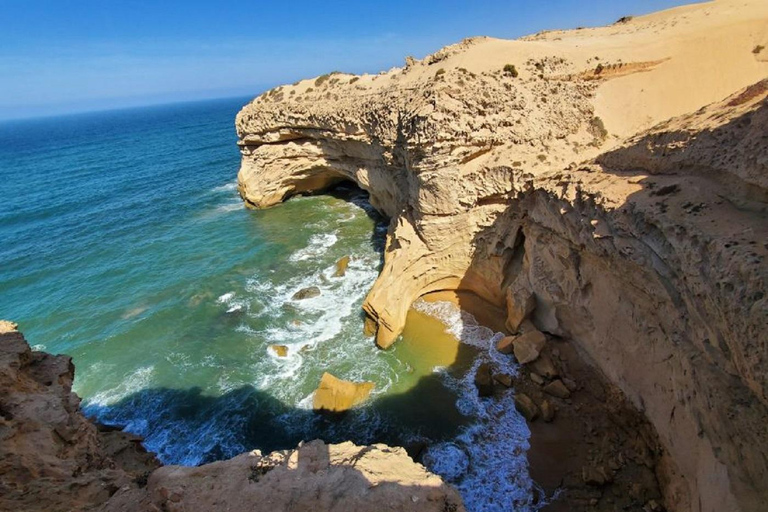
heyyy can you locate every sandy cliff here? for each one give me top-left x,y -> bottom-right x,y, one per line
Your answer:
236,1 -> 768,510
0,322 -> 463,512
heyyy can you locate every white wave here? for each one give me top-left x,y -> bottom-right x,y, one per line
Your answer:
31,344 -> 47,351
215,201 -> 244,213
211,181 -> 238,193
288,232 -> 338,262
415,300 -> 540,512
88,366 -> 155,406
217,292 -> 235,303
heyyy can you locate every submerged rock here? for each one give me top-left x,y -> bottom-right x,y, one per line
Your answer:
292,286 -> 321,300
313,372 -> 375,412
269,344 -> 288,357
334,255 -> 350,277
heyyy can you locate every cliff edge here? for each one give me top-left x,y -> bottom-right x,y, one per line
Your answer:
0,322 -> 464,512
236,1 -> 768,511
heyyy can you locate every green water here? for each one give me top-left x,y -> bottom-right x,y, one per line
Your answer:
0,98 -> 538,511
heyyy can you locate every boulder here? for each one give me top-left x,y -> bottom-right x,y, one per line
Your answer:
269,345 -> 288,357
529,353 -> 558,379
514,393 -> 540,421
512,330 -> 547,364
543,379 -> 571,399
540,399 -> 556,422
495,335 -> 516,354
493,373 -> 514,388
292,286 -> 321,300
334,256 -> 350,277
505,280 -> 536,332
474,363 -> 494,397
313,372 -> 375,412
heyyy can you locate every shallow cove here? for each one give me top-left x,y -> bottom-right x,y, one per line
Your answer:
0,98 -> 539,512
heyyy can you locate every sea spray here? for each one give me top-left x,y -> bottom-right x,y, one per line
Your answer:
413,299 -> 545,512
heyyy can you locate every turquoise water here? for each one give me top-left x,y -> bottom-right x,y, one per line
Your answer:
0,98 -> 538,511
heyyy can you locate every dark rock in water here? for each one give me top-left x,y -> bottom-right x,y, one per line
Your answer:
474,363 -> 494,397
334,256 -> 350,277
493,373 -> 514,388
514,393 -> 540,421
292,286 -> 321,300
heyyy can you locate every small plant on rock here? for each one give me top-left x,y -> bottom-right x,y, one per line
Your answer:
754,45 -> 765,55
503,64 -> 519,78
435,68 -> 446,78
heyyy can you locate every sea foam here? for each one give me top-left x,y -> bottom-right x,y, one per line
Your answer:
414,299 -> 546,512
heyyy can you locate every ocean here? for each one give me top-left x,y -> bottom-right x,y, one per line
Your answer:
0,97 -> 538,511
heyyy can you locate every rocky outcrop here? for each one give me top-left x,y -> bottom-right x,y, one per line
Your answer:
106,440 -> 463,512
0,323 -> 463,512
0,321 -> 159,512
235,1 -> 768,510
312,372 -> 375,412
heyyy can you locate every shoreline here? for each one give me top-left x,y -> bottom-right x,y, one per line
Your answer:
416,294 -> 668,511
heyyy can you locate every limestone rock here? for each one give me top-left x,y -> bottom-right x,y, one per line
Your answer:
313,372 -> 375,412
0,326 -> 463,512
512,330 -> 547,364
292,286 -> 320,300
235,3 -> 768,509
334,255 -> 350,277
0,324 -> 160,512
493,373 -> 514,388
540,399 -> 556,422
108,440 -> 465,512
474,362 -> 494,397
495,335 -> 516,354
543,379 -> 571,399
529,353 -> 558,379
505,279 -> 536,332
269,345 -> 288,357
514,393 -> 540,422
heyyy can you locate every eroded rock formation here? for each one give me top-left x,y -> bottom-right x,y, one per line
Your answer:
236,1 -> 768,510
0,322 -> 463,512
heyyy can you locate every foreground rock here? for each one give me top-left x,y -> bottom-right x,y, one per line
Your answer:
0,324 -> 462,512
107,440 -> 464,512
0,322 -> 159,512
312,372 -> 375,412
236,1 -> 768,510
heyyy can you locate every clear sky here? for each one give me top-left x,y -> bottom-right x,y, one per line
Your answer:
0,0 -> 699,120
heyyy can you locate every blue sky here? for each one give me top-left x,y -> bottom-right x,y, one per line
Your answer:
0,0 -> 698,120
